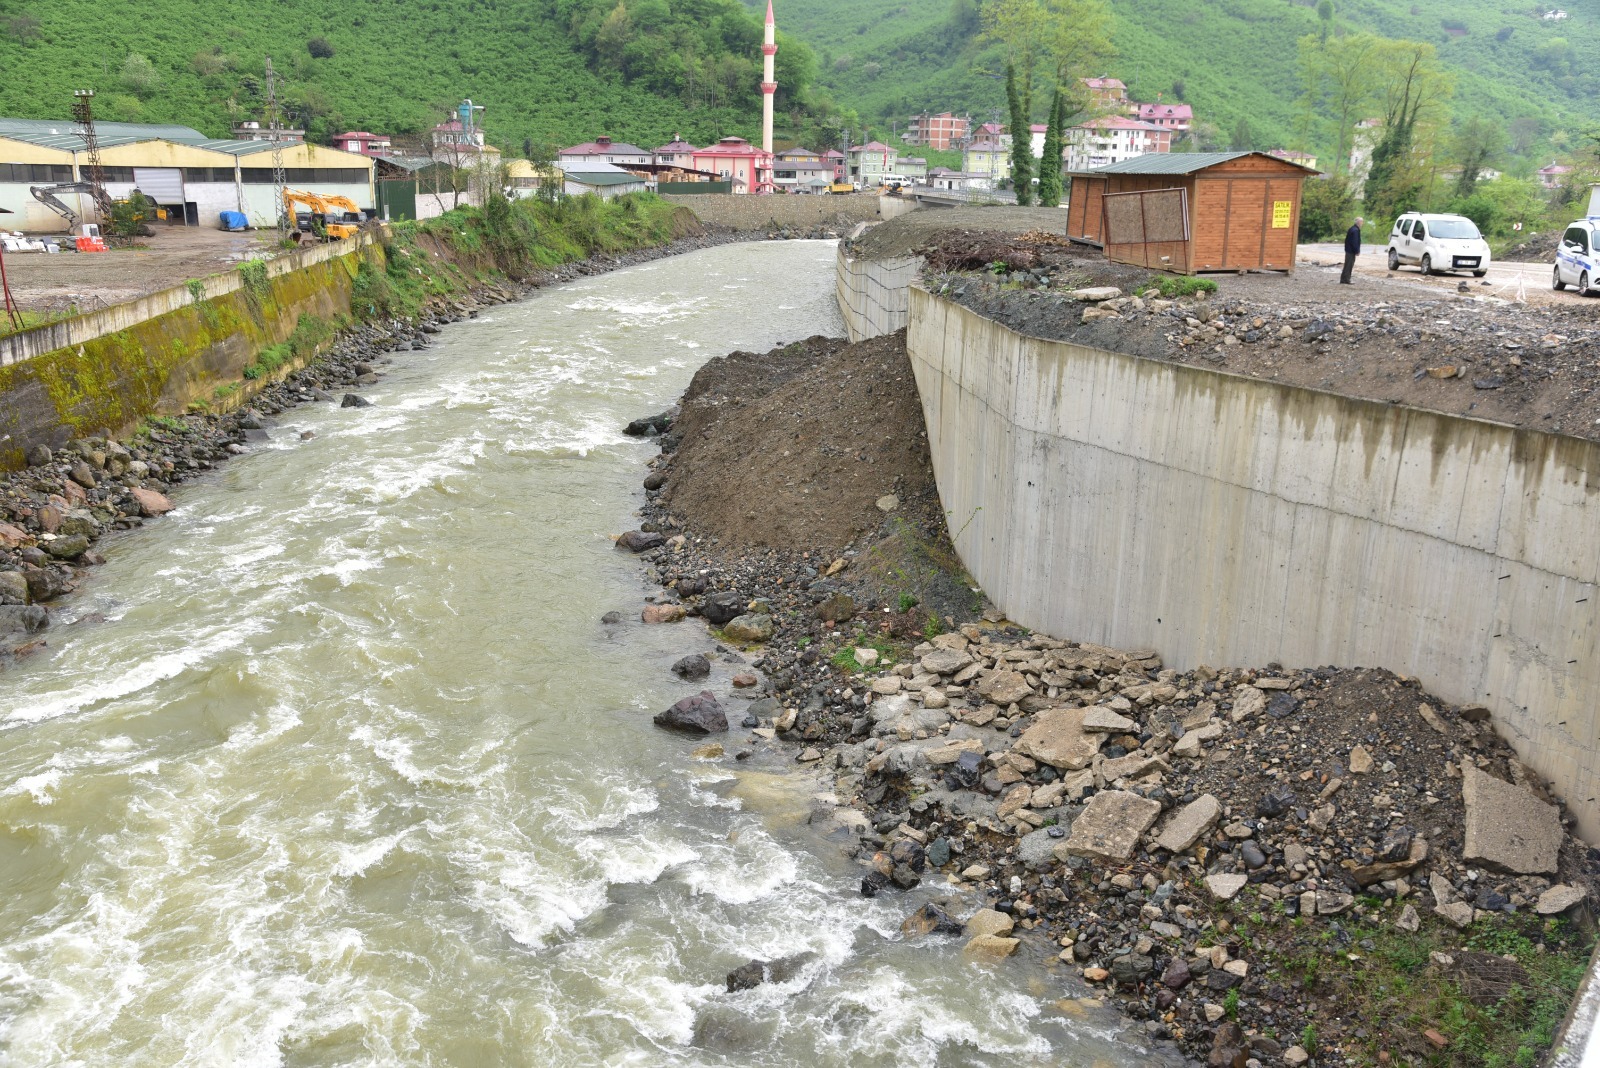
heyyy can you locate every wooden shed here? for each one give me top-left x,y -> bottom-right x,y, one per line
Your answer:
1065,151 -> 1318,274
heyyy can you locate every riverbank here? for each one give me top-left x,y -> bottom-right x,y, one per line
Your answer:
621,329 -> 1600,1068
0,214 -> 791,663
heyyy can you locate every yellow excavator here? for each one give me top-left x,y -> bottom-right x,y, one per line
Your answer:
283,189 -> 364,241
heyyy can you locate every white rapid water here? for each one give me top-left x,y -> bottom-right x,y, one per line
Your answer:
0,240 -> 1168,1068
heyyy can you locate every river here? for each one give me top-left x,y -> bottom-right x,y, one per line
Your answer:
0,240 -> 1159,1067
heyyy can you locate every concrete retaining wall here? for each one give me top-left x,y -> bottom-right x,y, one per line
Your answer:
663,193 -> 889,232
908,286 -> 1600,841
835,247 -> 921,342
0,232 -> 379,369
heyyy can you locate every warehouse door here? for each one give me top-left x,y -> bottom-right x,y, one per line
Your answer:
132,167 -> 186,218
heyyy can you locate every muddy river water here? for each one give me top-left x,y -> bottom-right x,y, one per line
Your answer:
0,240 -> 1165,1067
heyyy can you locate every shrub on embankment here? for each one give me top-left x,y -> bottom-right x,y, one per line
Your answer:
0,192 -> 698,468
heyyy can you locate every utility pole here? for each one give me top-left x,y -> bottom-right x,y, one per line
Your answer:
265,57 -> 288,239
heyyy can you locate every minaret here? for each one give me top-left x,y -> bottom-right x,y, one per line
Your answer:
760,0 -> 777,191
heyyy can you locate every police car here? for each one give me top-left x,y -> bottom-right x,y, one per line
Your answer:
1552,218 -> 1600,296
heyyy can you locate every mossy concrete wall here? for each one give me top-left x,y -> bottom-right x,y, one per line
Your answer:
908,286 -> 1600,842
0,240 -> 380,468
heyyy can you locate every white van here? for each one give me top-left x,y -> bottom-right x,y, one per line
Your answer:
1552,219 -> 1600,296
1386,212 -> 1491,277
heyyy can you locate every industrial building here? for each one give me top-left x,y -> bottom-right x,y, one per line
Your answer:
0,117 -> 375,232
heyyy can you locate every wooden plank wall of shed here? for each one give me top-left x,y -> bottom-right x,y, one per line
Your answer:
1067,176 -> 1106,243
1189,156 -> 1306,273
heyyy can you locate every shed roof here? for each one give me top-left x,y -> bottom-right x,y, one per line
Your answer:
1071,151 -> 1317,176
0,116 -> 208,145
568,171 -> 644,187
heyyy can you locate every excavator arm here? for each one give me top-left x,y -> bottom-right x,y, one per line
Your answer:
29,182 -> 100,227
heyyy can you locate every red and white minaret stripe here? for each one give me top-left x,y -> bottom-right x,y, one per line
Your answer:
759,0 -> 776,192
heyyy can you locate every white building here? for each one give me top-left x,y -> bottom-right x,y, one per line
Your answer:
1063,116 -> 1172,172
560,136 -> 651,169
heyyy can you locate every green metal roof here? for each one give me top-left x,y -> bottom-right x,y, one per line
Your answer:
1070,151 -> 1317,176
567,171 -> 644,187
0,116 -> 208,147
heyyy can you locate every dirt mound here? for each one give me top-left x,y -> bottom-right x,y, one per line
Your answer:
1500,229 -> 1560,263
659,331 -> 938,550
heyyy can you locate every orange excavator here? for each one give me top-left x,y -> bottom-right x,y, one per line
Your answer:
283,189 -> 364,241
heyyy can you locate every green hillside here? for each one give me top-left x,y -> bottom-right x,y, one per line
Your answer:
0,0 -> 832,154
762,0 -> 1598,164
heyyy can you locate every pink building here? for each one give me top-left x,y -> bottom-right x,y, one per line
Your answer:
330,131 -> 393,156
691,136 -> 773,194
823,149 -> 846,182
1539,162 -> 1574,190
1132,102 -> 1193,135
905,111 -> 970,151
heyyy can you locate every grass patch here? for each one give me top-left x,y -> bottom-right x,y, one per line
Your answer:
1136,274 -> 1219,299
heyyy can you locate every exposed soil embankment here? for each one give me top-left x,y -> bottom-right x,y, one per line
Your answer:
621,327 -> 1600,1068
918,228 -> 1600,440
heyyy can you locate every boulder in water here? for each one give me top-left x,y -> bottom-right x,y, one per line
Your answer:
340,393 -> 373,408
653,691 -> 728,734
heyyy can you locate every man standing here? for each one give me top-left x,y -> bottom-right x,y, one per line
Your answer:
1340,217 -> 1364,284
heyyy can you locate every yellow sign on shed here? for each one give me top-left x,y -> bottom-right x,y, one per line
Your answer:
1272,200 -> 1292,229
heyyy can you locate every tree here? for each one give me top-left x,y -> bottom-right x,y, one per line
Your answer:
1299,174 -> 1355,241
1037,86 -> 1064,207
191,50 -> 227,78
118,52 -> 161,96
1363,39 -> 1452,221
982,0 -> 1111,126
1297,32 -> 1382,176
1006,62 -> 1033,204
306,37 -> 335,59
1230,117 -> 1253,151
3,13 -> 41,43
1317,0 -> 1335,42
1451,115 -> 1503,197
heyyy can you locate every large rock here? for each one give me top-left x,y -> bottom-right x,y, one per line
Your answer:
963,934 -> 1020,960
722,613 -> 774,643
964,908 -> 1015,938
700,592 -> 745,626
653,691 -> 728,734
919,648 -> 972,676
0,605 -> 49,640
1015,707 -> 1104,770
976,669 -> 1032,706
641,604 -> 687,624
1461,764 -> 1562,874
901,902 -> 964,938
671,654 -> 711,680
1231,685 -> 1267,722
725,951 -> 815,992
0,571 -> 28,605
43,534 -> 89,560
1156,794 -> 1221,853
129,487 -> 174,517
1536,885 -> 1587,915
1058,790 -> 1162,863
0,521 -> 28,549
1082,707 -> 1137,733
616,530 -> 665,553
814,592 -> 856,622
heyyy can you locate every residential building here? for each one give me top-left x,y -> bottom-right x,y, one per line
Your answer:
654,135 -> 699,170
1132,102 -> 1192,135
974,122 -> 1013,150
1063,116 -> 1171,172
231,120 -> 305,143
1348,117 -> 1383,189
690,136 -> 773,194
560,135 -> 651,169
927,167 -> 975,191
1082,76 -> 1128,109
1539,161 -> 1574,190
899,156 -> 928,180
1267,149 -> 1318,171
331,131 -> 393,156
848,141 -> 897,185
904,111 -> 970,151
1029,123 -> 1049,159
773,148 -> 832,191
822,149 -> 847,182
961,140 -> 1011,189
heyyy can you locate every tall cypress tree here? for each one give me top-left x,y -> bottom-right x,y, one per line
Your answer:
1006,62 -> 1033,205
1037,87 -> 1065,207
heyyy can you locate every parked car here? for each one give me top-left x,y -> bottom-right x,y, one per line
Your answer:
1386,213 -> 1491,277
1552,219 -> 1600,296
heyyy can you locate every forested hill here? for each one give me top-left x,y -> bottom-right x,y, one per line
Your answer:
766,0 -> 1598,161
0,0 -> 828,153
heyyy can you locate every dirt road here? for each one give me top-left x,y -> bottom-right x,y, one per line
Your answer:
1300,243 -> 1581,305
